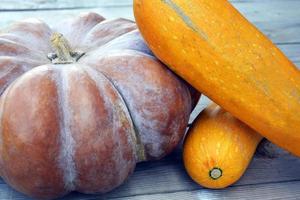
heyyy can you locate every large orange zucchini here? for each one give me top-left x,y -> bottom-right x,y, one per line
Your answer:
134,0 -> 300,156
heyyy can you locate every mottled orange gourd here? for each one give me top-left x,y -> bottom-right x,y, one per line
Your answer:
183,104 -> 263,189
134,0 -> 300,156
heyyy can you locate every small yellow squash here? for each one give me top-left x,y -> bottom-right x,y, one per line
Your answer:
183,104 -> 263,188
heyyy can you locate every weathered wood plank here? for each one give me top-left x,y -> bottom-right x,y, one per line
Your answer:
0,1 -> 299,200
110,181 -> 300,200
0,0 -> 133,10
0,14 -> 299,46
0,7 -> 134,27
279,44 -> 300,63
0,1 -> 299,44
0,145 -> 299,200
106,150 -> 300,199
0,0 -> 298,10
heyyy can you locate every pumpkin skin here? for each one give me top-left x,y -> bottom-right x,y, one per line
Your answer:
183,104 -> 263,189
0,13 -> 198,199
134,0 -> 300,156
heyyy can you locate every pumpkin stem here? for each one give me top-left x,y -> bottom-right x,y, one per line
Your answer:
209,167 -> 223,180
48,32 -> 85,64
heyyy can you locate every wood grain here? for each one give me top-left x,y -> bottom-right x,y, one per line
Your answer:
0,0 -> 299,199
0,1 -> 299,44
0,0 -> 297,10
0,146 -> 299,199
110,181 -> 300,200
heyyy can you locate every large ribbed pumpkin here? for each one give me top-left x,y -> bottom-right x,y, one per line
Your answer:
0,12 -> 197,199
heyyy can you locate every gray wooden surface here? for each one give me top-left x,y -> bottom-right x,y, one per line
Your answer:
0,0 -> 299,199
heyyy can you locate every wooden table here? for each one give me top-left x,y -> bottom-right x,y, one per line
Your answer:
0,0 -> 299,199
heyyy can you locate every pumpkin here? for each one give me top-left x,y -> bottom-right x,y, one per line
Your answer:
0,12 -> 199,199
183,103 -> 263,189
134,0 -> 300,156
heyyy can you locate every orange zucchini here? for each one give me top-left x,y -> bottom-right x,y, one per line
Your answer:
134,0 -> 300,156
183,104 -> 263,188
